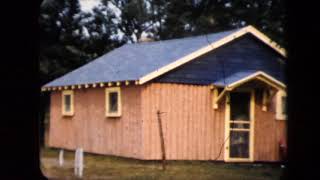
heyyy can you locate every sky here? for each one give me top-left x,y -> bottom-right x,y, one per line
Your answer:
79,0 -> 101,12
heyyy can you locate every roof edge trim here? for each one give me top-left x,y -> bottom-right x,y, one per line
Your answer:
226,71 -> 286,90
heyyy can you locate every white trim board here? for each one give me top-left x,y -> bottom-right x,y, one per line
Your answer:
138,25 -> 286,85
226,71 -> 286,90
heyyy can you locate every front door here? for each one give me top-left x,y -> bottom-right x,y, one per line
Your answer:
225,90 -> 254,162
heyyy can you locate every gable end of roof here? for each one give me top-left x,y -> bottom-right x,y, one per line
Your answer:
138,25 -> 286,85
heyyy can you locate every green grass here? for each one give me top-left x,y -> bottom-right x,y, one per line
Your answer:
40,147 -> 284,180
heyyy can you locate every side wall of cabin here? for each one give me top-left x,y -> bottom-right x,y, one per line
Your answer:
140,83 -> 287,161
141,83 -> 226,160
48,85 -> 143,159
254,90 -> 287,161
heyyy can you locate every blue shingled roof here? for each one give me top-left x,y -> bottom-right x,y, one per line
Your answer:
44,29 -> 240,87
213,70 -> 259,86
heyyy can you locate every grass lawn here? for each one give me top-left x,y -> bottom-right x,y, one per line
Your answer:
40,147 -> 285,180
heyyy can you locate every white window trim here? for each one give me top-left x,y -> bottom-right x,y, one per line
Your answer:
276,90 -> 287,120
62,90 -> 74,116
105,87 -> 122,117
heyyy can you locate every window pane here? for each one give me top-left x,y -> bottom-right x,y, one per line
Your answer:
281,96 -> 286,115
229,131 -> 249,158
230,92 -> 250,121
109,92 -> 118,113
64,95 -> 71,112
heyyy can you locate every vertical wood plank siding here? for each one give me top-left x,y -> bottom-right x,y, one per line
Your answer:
48,86 -> 143,159
254,90 -> 287,161
48,82 -> 286,161
141,83 -> 226,160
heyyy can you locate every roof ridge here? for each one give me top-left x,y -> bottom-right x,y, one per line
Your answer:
126,28 -> 239,46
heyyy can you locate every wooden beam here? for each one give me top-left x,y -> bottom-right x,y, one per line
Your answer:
262,89 -> 268,111
214,87 -> 230,105
255,76 -> 284,90
246,25 -> 287,57
213,88 -> 219,109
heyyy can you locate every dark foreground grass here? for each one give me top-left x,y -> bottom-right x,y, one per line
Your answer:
41,147 -> 284,180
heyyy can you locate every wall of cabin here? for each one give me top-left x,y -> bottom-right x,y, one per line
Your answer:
140,83 -> 226,160
254,90 -> 287,162
48,85 -> 144,159
48,82 -> 286,162
141,83 -> 286,161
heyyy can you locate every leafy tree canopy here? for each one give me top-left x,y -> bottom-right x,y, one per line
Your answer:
39,0 -> 286,84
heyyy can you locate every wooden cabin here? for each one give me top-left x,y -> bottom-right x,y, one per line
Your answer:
42,25 -> 287,162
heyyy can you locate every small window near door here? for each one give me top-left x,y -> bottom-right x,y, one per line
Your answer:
105,87 -> 121,117
62,90 -> 74,116
230,92 -> 251,121
276,90 -> 287,120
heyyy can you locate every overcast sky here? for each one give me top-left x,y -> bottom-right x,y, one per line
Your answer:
79,0 -> 101,12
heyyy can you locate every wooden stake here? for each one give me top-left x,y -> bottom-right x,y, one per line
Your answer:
74,149 -> 78,175
157,110 -> 166,171
74,148 -> 84,178
59,149 -> 64,166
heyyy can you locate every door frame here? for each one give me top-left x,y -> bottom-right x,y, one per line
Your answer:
224,89 -> 255,162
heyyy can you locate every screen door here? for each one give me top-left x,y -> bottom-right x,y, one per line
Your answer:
228,91 -> 252,160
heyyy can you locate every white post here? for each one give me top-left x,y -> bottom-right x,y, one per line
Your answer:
74,148 -> 84,178
74,148 -> 79,176
78,148 -> 84,178
58,149 -> 64,166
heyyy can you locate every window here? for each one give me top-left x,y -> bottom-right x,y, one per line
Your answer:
62,90 -> 74,116
276,90 -> 287,120
105,87 -> 121,117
